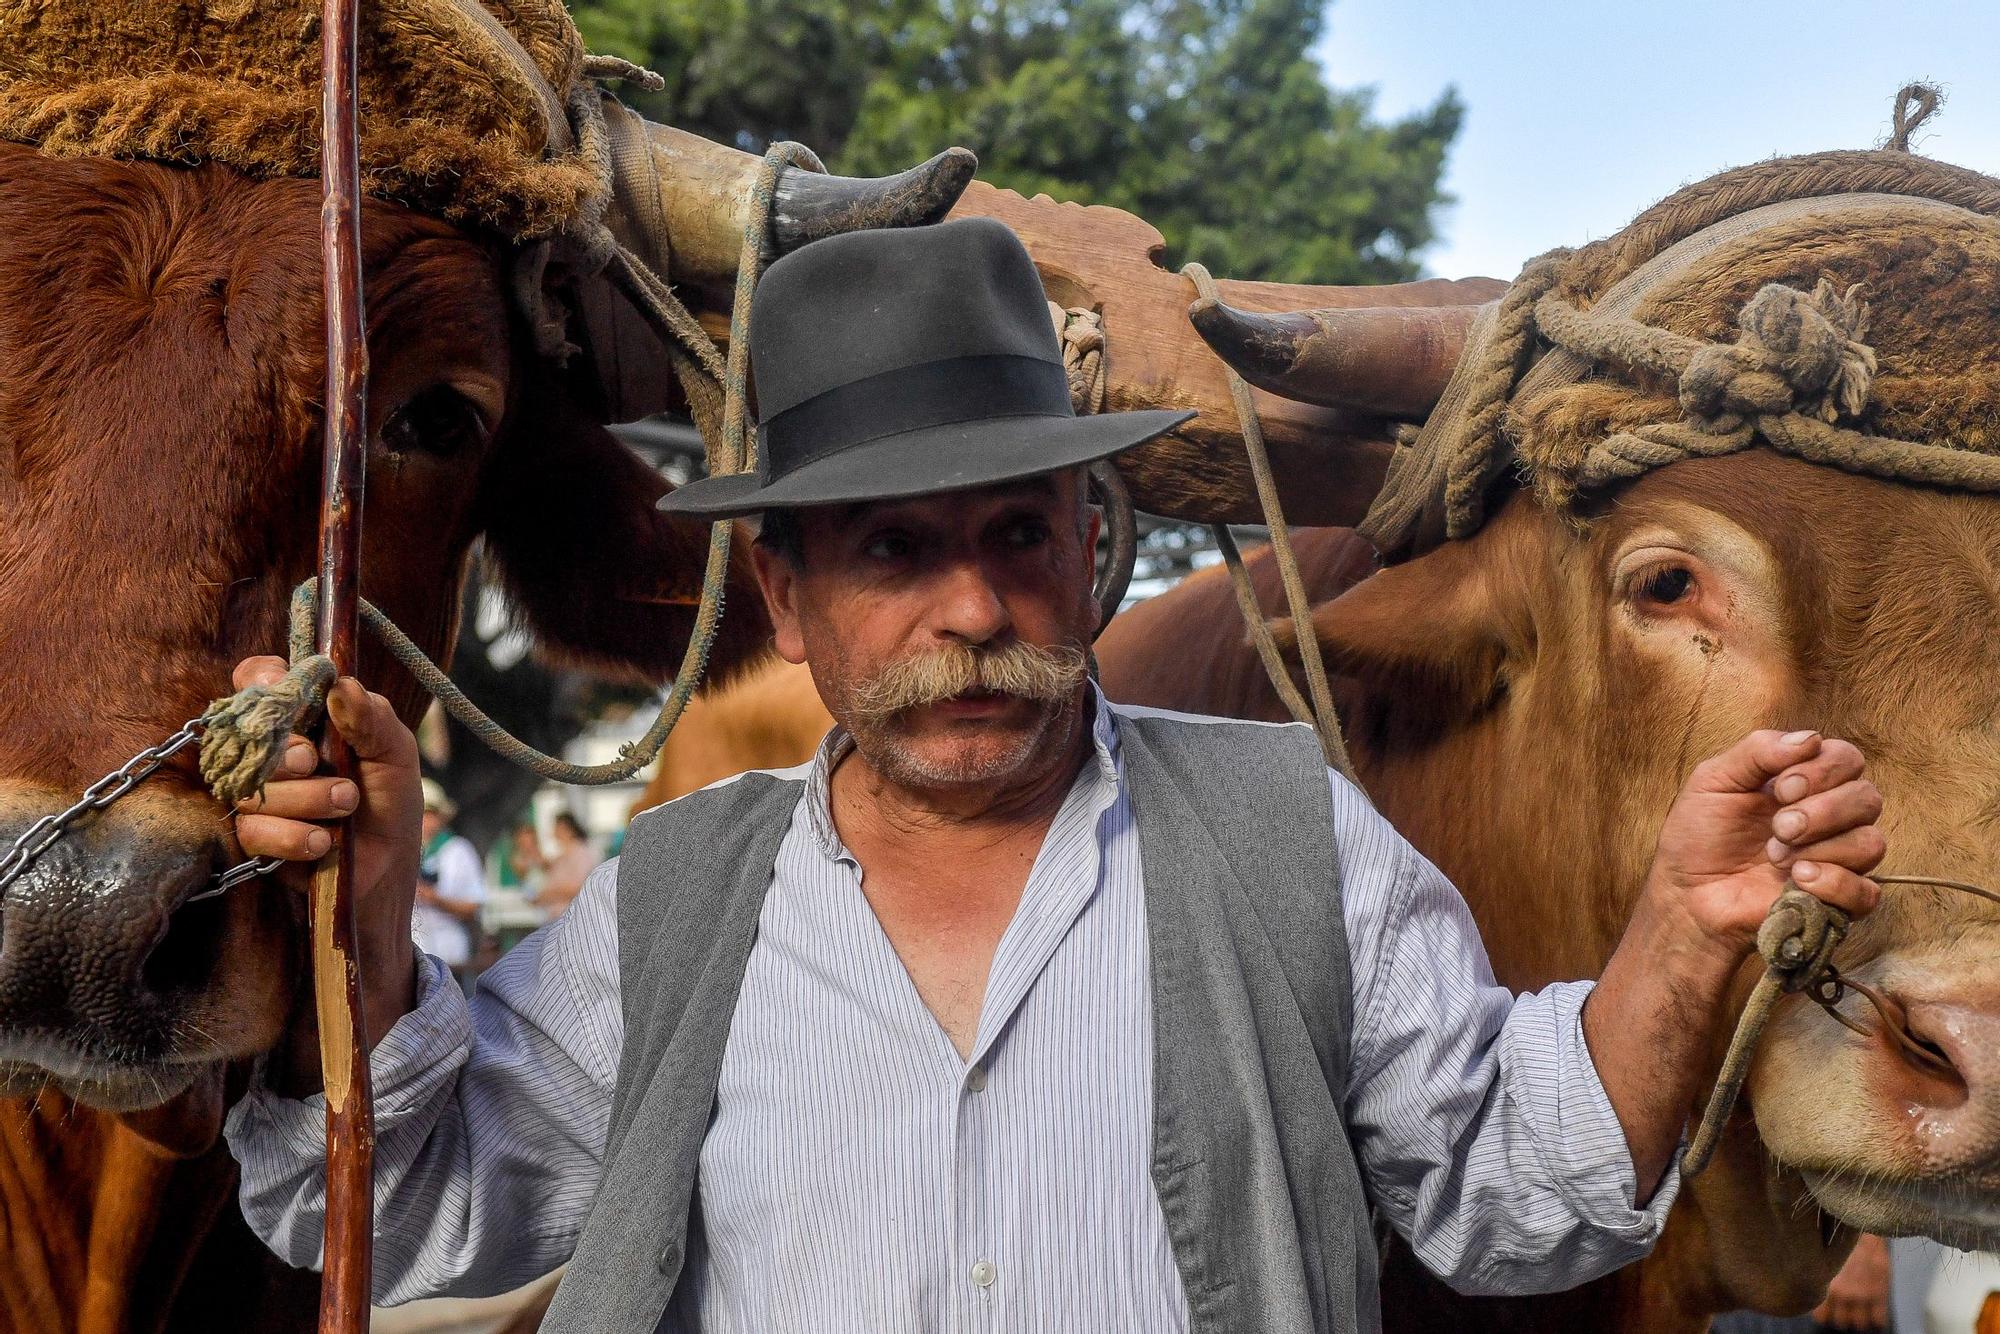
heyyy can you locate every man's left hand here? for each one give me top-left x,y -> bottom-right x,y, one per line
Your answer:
1583,729 -> 1884,1200
1643,729 -> 1885,972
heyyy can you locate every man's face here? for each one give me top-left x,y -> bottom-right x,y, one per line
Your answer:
753,471 -> 1101,793
421,810 -> 444,842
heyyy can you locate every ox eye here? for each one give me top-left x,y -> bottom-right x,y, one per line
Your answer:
1635,565 -> 1695,607
381,385 -> 491,459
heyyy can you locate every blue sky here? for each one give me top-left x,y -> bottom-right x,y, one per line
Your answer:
1312,0 -> 2000,281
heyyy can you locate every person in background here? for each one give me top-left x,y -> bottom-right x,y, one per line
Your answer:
495,822 -> 545,902
533,811 -> 598,920
415,778 -> 485,984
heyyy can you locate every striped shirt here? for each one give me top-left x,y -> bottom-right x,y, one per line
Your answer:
226,692 -> 1678,1328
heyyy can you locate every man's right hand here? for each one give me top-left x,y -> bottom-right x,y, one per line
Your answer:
229,656 -> 425,1054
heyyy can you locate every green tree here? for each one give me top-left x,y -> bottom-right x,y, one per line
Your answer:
571,0 -> 1460,284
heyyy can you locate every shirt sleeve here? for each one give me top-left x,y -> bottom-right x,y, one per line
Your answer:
223,858 -> 626,1304
1330,773 -> 1679,1296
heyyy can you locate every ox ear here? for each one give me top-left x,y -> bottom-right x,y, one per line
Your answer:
1270,537 -> 1515,724
476,383 -> 771,687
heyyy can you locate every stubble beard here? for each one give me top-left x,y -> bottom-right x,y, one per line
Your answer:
855,691 -> 1081,792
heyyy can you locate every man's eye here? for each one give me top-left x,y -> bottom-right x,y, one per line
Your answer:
1005,520 -> 1051,548
863,533 -> 913,560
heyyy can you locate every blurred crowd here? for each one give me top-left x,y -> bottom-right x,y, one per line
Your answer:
411,779 -> 606,989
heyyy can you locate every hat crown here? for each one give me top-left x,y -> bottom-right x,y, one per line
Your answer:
749,217 -> 1063,418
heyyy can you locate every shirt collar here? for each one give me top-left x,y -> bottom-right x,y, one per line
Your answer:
801,682 -> 1121,863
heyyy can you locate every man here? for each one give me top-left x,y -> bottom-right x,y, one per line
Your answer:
223,219 -> 1885,1332
413,778 -> 483,982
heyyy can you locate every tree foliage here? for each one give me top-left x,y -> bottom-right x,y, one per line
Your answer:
570,0 -> 1461,283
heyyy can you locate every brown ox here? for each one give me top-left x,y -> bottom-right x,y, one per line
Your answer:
1097,157 -> 2000,1328
0,132 -> 963,1330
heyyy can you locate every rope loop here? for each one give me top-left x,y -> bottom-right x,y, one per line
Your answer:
1888,82 -> 1943,153
1757,886 -> 1850,987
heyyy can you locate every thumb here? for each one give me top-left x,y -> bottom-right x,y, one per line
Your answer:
324,678 -> 418,768
1688,729 -> 1822,795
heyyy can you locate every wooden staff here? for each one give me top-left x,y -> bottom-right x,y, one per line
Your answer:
313,0 -> 375,1327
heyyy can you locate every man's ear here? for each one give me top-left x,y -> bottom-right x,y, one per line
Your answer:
750,540 -> 808,665
476,380 -> 772,688
1268,529 -> 1521,725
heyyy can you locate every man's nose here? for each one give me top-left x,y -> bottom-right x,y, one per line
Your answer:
930,560 -> 1011,644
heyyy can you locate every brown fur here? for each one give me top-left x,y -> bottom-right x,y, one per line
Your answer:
1097,452 -> 2000,1330
0,144 -> 768,1329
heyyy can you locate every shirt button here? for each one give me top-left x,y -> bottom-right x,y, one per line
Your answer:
965,1064 -> 988,1092
970,1259 -> 997,1288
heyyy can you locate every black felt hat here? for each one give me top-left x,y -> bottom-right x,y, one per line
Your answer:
657,217 -> 1192,518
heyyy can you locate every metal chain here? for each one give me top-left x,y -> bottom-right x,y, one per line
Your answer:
0,719 -> 282,904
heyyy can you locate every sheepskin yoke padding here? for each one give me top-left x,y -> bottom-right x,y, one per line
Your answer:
0,0 -> 598,241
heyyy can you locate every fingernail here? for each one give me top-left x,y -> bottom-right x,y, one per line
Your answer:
287,743 -> 316,772
1783,729 -> 1818,745
1793,859 -> 1820,883
307,829 -> 331,857
1775,775 -> 1808,803
1774,809 -> 1806,840
330,781 -> 358,811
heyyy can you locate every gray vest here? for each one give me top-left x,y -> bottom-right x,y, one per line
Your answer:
541,710 -> 1374,1333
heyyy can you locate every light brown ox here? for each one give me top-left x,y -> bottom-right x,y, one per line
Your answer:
0,134 -> 966,1331
1096,153 -> 2000,1331
630,657 -> 833,812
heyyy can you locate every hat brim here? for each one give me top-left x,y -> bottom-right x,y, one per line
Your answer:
656,409 -> 1195,518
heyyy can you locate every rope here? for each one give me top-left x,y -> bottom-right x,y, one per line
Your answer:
195,141 -> 820,806
1887,83 -> 1942,153
1530,274 -> 2000,503
1683,873 -> 2000,1177
1050,303 -> 1108,414
1182,263 -> 1354,781
1437,250 -> 1568,539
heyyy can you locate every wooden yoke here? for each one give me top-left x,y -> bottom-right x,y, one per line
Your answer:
948,182 -> 1504,525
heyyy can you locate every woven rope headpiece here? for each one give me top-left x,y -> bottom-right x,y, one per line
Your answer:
1359,90 -> 2000,558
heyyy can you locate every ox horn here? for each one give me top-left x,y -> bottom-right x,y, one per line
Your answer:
612,102 -> 976,286
1187,297 -> 1487,419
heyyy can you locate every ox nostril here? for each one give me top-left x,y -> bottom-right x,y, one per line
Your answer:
1890,1000 -> 1976,1110
138,882 -> 229,1002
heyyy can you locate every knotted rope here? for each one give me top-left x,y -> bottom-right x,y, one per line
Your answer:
1521,274 -> 2000,505
197,137 -> 814,806
1683,874 -> 2000,1177
1051,303 -> 1108,415
1182,263 -> 1355,781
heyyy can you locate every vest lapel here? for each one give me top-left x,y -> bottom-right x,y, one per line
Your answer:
1123,721 -> 1319,1333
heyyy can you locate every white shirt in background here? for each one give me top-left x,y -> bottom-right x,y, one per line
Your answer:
414,834 -> 484,967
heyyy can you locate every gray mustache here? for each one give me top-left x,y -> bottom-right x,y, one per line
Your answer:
847,641 -> 1088,724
